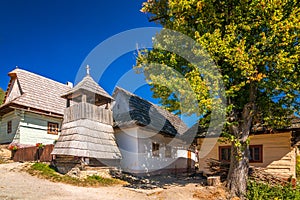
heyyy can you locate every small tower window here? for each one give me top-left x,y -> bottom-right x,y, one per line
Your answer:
7,121 -> 12,134
152,142 -> 160,157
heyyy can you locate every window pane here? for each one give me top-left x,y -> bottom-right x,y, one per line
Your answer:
254,147 -> 260,161
152,143 -> 159,157
48,122 -> 58,135
227,148 -> 231,160
7,121 -> 12,134
220,147 -> 231,161
249,145 -> 262,162
249,148 -> 253,161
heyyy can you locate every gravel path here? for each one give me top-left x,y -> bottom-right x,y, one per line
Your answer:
0,163 -> 227,200
0,163 -> 152,200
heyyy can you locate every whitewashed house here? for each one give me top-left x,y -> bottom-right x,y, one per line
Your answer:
112,87 -> 196,175
0,68 -> 196,175
0,68 -> 71,146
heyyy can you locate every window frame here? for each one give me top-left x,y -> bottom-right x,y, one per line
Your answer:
152,142 -> 160,157
7,120 -> 12,134
219,145 -> 263,163
47,122 -> 59,135
249,145 -> 263,163
219,146 -> 231,162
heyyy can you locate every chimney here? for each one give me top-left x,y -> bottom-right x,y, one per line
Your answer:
66,81 -> 73,88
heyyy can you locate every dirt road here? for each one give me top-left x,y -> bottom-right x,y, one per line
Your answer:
0,163 -> 227,200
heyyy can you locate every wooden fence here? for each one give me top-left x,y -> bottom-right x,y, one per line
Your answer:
12,144 -> 54,162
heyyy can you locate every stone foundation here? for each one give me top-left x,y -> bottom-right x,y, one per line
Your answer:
52,155 -> 119,179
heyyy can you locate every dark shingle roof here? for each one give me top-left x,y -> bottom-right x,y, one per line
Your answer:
61,75 -> 113,100
113,87 -> 188,136
1,68 -> 71,115
191,115 -> 300,138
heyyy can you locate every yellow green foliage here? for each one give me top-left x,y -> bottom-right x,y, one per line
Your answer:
137,0 -> 300,197
0,87 -> 4,105
137,0 -> 300,127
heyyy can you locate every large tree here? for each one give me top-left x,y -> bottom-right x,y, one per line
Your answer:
137,0 -> 300,198
0,87 -> 4,105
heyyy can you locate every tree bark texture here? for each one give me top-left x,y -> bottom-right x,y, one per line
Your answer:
227,139 -> 249,199
227,83 -> 256,199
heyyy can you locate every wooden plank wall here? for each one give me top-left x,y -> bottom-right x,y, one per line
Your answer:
64,103 -> 113,125
197,132 -> 297,178
12,144 -> 54,162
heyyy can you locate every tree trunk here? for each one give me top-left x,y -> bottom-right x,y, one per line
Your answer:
207,176 -> 221,186
227,82 -> 256,199
227,140 -> 249,199
227,102 -> 254,199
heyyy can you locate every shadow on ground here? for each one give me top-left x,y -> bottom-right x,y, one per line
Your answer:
111,171 -> 207,189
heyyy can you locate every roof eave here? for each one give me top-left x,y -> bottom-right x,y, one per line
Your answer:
0,102 -> 63,118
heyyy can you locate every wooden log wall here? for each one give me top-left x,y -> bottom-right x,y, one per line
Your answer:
64,102 -> 113,125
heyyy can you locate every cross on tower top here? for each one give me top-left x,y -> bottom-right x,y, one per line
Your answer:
86,65 -> 90,76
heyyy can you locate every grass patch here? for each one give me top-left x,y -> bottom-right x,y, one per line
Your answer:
27,162 -> 124,187
247,181 -> 300,200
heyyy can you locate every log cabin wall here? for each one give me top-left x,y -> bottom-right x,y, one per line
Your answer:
197,131 -> 297,179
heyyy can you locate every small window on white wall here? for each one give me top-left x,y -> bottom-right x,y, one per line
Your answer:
48,122 -> 58,135
7,121 -> 12,134
152,142 -> 159,157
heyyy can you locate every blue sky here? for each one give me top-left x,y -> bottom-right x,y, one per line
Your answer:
0,0 -> 162,99
0,0 -> 199,126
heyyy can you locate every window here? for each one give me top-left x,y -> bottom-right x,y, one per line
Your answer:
165,145 -> 172,158
249,145 -> 263,163
48,122 -> 59,135
152,142 -> 160,157
7,121 -> 12,134
219,146 -> 231,162
219,145 -> 263,163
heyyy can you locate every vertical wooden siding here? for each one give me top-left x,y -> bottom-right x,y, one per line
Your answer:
12,144 -> 54,162
64,102 -> 113,125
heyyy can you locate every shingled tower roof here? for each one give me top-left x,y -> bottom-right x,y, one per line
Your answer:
61,75 -> 113,101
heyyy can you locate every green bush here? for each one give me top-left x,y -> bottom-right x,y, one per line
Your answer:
247,181 -> 300,200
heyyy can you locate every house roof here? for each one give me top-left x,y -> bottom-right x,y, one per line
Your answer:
112,87 -> 188,136
192,115 -> 300,139
61,75 -> 113,101
1,68 -> 71,116
290,115 -> 300,129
